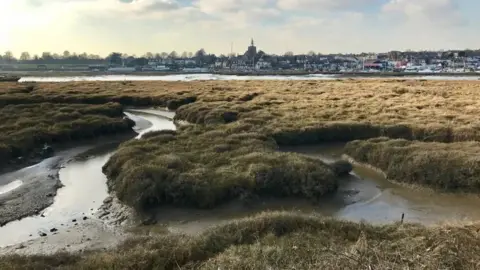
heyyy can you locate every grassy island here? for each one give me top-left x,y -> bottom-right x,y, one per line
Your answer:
103,124 -> 338,212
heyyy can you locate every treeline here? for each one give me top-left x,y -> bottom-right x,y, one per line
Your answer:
2,48 -> 480,67
0,49 -> 219,66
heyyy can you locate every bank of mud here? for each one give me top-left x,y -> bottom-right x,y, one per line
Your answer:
0,133 -> 137,228
0,158 -> 62,227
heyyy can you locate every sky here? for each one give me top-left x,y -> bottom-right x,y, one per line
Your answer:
1,0 -> 480,57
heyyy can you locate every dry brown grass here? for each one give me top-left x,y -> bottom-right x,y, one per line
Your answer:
2,212 -> 480,270
4,79 -> 480,142
345,137 -> 480,191
3,80 -> 480,268
0,101 -> 133,166
103,125 -> 338,212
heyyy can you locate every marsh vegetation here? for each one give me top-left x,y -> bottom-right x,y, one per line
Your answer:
103,125 -> 338,212
3,79 -> 480,268
0,100 -> 133,166
345,137 -> 480,191
2,212 -> 479,270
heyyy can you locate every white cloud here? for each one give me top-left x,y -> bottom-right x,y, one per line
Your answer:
382,0 -> 465,26
277,0 -> 379,11
1,0 -> 478,56
194,0 -> 272,13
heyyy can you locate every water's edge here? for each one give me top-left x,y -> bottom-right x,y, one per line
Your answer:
16,74 -> 480,82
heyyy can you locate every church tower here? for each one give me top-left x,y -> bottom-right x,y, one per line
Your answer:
247,38 -> 257,60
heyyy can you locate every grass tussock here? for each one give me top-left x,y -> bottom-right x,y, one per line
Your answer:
345,137 -> 480,191
103,124 -> 338,212
2,212 -> 480,269
0,102 -> 133,165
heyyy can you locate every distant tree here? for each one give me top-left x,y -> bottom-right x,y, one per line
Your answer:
20,52 -> 31,61
195,49 -> 206,65
88,54 -> 101,60
4,51 -> 15,63
187,52 -> 193,58
107,52 -> 123,66
284,51 -> 294,56
307,51 -> 316,56
132,57 -> 148,66
203,54 -> 217,65
145,52 -> 154,59
169,51 -> 178,59
33,54 -> 39,61
63,50 -> 71,59
181,51 -> 188,58
160,52 -> 168,59
154,53 -> 161,60
52,53 -> 61,59
41,52 -> 53,61
195,48 -> 206,59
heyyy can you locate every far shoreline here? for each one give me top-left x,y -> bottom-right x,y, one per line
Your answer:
2,70 -> 480,78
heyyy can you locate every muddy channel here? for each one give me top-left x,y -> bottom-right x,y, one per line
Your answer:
1,109 -> 480,253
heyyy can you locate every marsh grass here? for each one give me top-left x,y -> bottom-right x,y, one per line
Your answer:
103,124 -> 338,212
2,212 -> 480,269
345,137 -> 480,191
0,102 -> 133,165
3,80 -> 480,268
4,80 -> 480,143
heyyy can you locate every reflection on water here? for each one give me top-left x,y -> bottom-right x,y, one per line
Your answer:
18,74 -> 480,83
0,152 -> 114,247
124,110 -> 176,139
283,144 -> 480,225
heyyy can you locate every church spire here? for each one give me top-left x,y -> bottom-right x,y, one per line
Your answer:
251,38 -> 254,46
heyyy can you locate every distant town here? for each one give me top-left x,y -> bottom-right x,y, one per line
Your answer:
2,39 -> 480,73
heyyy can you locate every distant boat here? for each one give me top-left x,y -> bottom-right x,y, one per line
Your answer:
0,76 -> 20,82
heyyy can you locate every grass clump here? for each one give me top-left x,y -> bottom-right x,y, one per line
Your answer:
0,102 -> 133,166
103,123 -> 338,212
344,137 -> 480,191
2,212 -> 480,269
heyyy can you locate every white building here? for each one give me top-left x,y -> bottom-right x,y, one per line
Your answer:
255,58 -> 271,70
